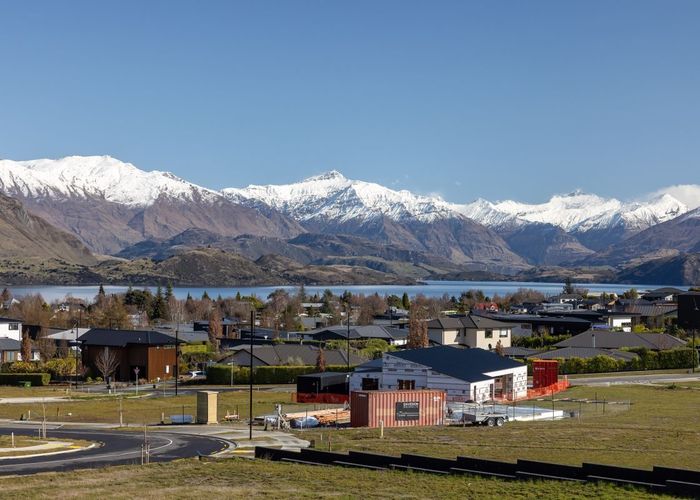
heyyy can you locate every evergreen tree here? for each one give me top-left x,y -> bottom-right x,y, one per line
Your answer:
165,282 -> 174,300
202,291 -> 210,301
150,286 -> 167,321
98,284 -> 106,296
402,292 -> 411,310
563,277 -> 574,295
235,291 -> 242,301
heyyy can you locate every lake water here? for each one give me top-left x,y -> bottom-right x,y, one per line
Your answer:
3,281 -> 686,303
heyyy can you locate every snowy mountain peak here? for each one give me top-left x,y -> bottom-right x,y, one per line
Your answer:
0,155 -> 219,206
223,171 -> 459,224
304,170 -> 347,182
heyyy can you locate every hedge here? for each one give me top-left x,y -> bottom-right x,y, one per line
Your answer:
207,365 -> 352,385
526,348 -> 698,375
0,373 -> 51,386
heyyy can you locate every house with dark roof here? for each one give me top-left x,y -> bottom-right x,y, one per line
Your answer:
553,330 -> 686,351
473,312 -> 592,337
528,347 -> 639,362
642,287 -> 685,302
220,344 -> 365,367
0,317 -> 22,342
304,325 -> 408,346
427,314 -> 512,350
349,346 -> 528,403
0,337 -> 22,363
78,328 -> 180,382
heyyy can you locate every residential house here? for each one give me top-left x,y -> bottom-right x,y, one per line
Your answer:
528,347 -> 639,362
642,287 -> 685,302
349,346 -> 528,403
220,344 -> 365,368
475,313 -> 592,337
426,314 -> 512,350
0,317 -> 22,341
79,328 -> 180,382
553,330 -> 686,351
0,337 -> 21,363
305,325 -> 408,346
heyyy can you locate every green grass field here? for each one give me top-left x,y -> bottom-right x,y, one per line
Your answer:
0,385 -> 318,425
298,384 -> 700,470
0,457 -> 672,499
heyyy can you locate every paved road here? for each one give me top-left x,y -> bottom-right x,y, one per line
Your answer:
0,424 -> 230,475
569,372 -> 700,386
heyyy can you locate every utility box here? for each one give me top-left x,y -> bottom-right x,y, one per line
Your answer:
196,390 -> 218,424
532,360 -> 559,389
350,390 -> 445,428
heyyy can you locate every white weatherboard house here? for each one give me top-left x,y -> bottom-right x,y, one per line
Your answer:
350,346 -> 528,403
0,317 -> 22,342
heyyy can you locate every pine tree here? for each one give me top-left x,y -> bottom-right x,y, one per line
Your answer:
202,291 -> 210,301
98,284 -> 106,296
235,291 -> 242,301
165,282 -> 174,300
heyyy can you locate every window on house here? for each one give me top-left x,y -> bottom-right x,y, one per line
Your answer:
485,329 -> 493,339
8,323 -> 18,330
362,378 -> 379,390
397,379 -> 416,390
500,329 -> 509,337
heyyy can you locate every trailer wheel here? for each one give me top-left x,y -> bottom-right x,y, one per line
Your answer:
496,417 -> 505,427
486,417 -> 495,427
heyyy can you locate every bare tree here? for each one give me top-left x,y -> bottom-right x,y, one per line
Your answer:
208,310 -> 222,352
315,347 -> 327,372
95,347 -> 119,381
407,307 -> 429,348
36,328 -> 56,361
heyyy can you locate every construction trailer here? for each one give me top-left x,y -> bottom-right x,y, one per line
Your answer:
350,389 -> 445,428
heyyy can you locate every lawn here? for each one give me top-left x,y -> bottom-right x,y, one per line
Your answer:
0,386 -> 318,426
298,384 -> 700,470
0,457 -> 670,499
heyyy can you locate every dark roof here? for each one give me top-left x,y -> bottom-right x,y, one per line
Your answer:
621,303 -> 677,317
428,314 -> 513,330
388,346 -> 524,383
0,337 -> 21,350
353,358 -> 383,373
501,347 -> 544,358
0,317 -> 21,323
309,325 -> 407,341
223,344 -> 365,366
78,329 -> 179,347
529,347 -> 638,361
554,330 -> 686,350
475,313 -> 591,326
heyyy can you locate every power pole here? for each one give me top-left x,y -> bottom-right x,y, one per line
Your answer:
249,308 -> 255,440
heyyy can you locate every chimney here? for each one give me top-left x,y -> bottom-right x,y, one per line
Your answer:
592,332 -> 596,349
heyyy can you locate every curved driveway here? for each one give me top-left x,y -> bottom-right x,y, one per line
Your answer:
0,425 -> 229,475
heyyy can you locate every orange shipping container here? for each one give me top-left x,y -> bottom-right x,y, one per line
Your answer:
350,390 -> 445,428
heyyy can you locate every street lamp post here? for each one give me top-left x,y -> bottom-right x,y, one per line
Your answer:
228,361 -> 234,387
73,322 -> 79,390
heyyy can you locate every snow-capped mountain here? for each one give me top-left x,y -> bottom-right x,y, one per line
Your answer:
0,155 -> 219,206
0,156 -> 303,254
458,191 -> 687,235
224,171 -> 528,271
223,170 -> 459,224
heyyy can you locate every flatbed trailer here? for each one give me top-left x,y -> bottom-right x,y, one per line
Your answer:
461,410 -> 509,426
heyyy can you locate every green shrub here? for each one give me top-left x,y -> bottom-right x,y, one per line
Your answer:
206,364 -> 351,385
0,373 -> 51,386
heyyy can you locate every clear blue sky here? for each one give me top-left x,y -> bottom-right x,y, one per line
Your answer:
0,0 -> 698,203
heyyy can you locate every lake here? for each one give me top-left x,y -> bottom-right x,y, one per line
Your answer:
3,281 -> 686,303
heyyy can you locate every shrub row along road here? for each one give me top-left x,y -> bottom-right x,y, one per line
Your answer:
0,424 -> 230,475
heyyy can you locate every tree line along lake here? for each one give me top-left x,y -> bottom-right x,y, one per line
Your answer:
3,281 -> 688,303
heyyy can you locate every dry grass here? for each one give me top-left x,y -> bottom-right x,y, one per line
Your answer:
0,457 -> 669,499
299,384 -> 700,470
